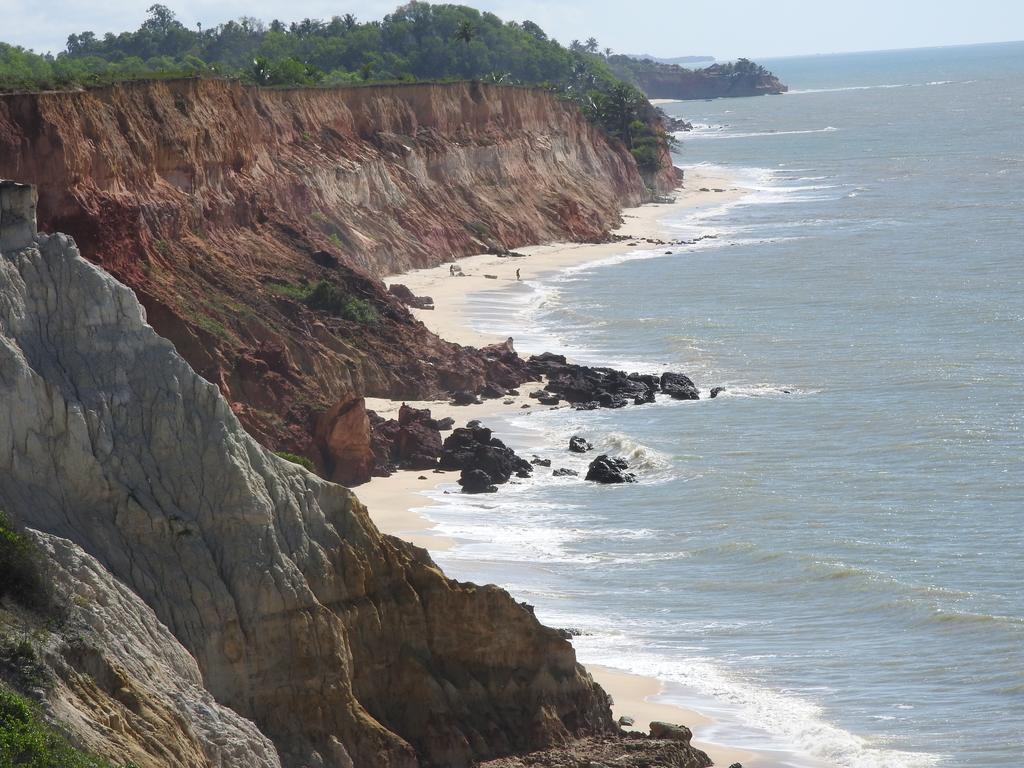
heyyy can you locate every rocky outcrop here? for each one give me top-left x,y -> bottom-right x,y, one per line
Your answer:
0,225 -> 614,765
314,396 -> 376,485
0,80 -> 673,482
527,354 -> 700,409
479,732 -> 711,768
22,532 -> 283,768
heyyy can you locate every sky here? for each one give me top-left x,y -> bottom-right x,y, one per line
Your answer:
1,0 -> 1023,60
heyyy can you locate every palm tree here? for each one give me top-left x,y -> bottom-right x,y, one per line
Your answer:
454,21 -> 475,46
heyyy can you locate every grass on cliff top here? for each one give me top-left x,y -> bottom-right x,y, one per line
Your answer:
0,685 -> 116,768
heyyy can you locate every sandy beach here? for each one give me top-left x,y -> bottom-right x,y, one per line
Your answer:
354,168 -> 786,766
384,167 -> 743,349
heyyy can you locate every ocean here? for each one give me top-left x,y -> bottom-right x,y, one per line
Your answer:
413,42 -> 1024,767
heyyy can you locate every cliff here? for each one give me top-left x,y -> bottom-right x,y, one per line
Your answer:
0,79 -> 674,482
608,56 -> 787,100
0,202 -> 615,766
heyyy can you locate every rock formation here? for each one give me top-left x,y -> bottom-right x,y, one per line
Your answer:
0,80 -> 676,483
25,532 -> 283,768
0,196 -> 614,766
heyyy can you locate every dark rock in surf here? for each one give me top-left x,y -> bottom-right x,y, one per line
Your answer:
710,387 -> 726,399
661,372 -> 700,400
553,467 -> 578,477
568,436 -> 592,453
459,468 -> 497,494
585,455 -> 636,484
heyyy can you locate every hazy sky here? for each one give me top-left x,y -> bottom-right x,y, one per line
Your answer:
2,0 -> 1022,59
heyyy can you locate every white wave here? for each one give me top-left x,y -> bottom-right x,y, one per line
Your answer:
788,83 -> 913,94
598,432 -> 671,474
683,127 -> 839,141
788,80 -> 961,95
567,635 -> 945,768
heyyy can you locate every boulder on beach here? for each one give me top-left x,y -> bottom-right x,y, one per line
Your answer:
710,386 -> 726,399
649,722 -> 694,745
451,390 -> 481,406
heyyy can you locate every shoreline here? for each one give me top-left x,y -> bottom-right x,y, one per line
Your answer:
355,169 -> 798,767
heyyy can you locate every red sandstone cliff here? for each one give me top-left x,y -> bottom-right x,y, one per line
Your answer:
0,78 -> 676,481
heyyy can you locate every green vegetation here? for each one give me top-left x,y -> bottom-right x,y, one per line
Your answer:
0,685 -> 112,768
0,513 -> 51,615
266,281 -> 312,300
274,452 -> 315,471
304,281 -> 377,324
0,3 -> 672,173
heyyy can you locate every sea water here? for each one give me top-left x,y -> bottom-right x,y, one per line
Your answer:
413,42 -> 1024,767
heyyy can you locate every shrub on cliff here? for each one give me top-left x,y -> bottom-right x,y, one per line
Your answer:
304,281 -> 378,324
0,685 -> 113,767
0,512 -> 51,614
275,451 -> 315,471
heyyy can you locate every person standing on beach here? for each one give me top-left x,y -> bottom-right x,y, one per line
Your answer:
516,268 -> 521,280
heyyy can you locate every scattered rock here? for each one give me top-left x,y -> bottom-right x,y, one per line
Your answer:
553,468 -> 578,477
531,457 -> 552,467
709,387 -> 726,399
618,716 -> 635,727
585,455 -> 636,484
569,436 -> 592,453
433,416 -> 455,431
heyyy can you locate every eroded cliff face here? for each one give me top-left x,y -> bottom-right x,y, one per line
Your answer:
0,224 -> 614,765
0,79 -> 670,480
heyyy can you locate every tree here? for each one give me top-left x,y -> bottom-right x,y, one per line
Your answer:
454,21 -> 475,46
584,37 -> 598,54
343,14 -> 358,30
142,4 -> 179,35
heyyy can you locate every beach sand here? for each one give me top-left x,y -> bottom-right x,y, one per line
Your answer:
353,168 -> 789,766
